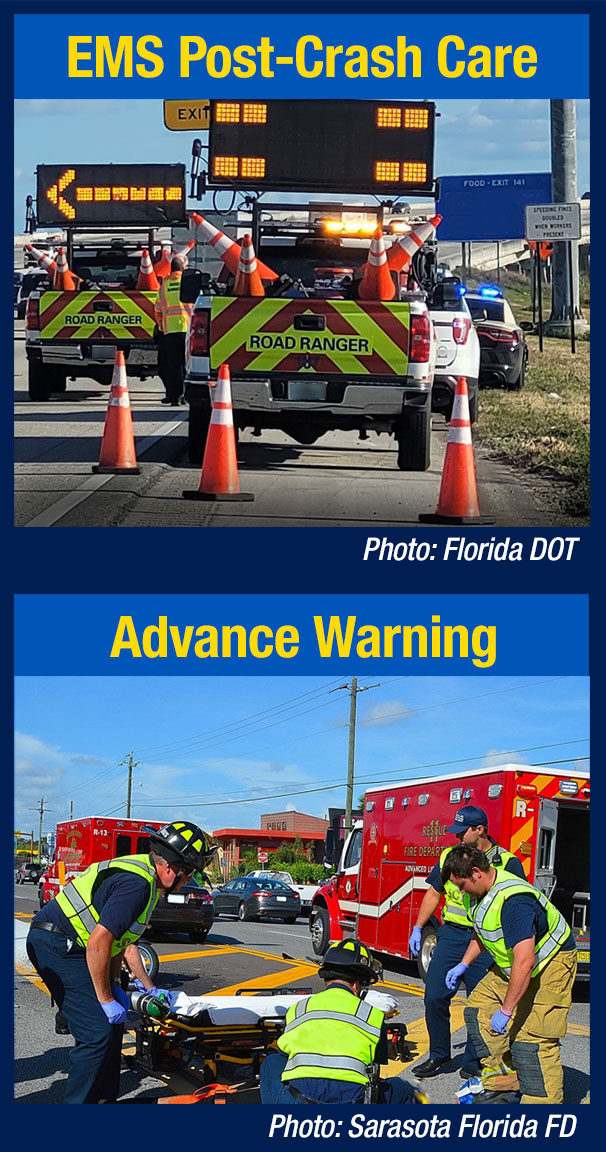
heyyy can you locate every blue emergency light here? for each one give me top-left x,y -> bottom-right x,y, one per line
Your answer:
478,285 -> 502,298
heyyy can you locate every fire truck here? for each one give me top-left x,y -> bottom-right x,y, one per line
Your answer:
309,764 -> 590,980
38,816 -> 164,908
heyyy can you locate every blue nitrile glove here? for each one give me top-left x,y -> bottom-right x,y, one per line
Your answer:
490,1008 -> 513,1034
408,927 -> 423,958
101,999 -> 127,1025
131,978 -> 171,1001
445,962 -> 469,990
111,984 -> 130,1010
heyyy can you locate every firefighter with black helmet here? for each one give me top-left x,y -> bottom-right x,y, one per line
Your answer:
260,939 -> 424,1105
26,821 -> 217,1104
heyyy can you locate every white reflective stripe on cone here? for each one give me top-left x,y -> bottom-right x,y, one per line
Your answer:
109,395 -> 131,408
214,377 -> 232,405
451,394 -> 470,422
210,409 -> 233,426
448,427 -> 472,445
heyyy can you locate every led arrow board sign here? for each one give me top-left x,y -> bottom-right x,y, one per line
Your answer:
208,100 -> 436,194
36,164 -> 187,227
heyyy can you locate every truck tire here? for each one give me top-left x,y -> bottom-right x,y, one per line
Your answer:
38,886 -> 45,909
188,407 -> 211,465
28,361 -> 53,402
51,371 -> 67,394
417,924 -> 438,982
395,405 -> 431,472
310,906 -> 331,955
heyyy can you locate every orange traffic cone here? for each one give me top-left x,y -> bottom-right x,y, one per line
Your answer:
92,351 -> 140,475
190,213 -> 278,281
183,364 -> 254,502
25,243 -> 57,279
387,214 -> 443,272
357,228 -> 395,301
153,246 -> 172,280
172,239 -> 195,266
52,247 -> 78,291
136,248 -> 160,291
233,235 -> 265,297
419,378 -> 493,524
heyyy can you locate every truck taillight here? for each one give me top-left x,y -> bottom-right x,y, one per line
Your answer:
189,309 -> 209,356
409,314 -> 431,362
26,297 -> 40,331
453,316 -> 472,345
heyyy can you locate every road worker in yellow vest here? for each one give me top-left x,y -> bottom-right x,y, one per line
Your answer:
154,255 -> 193,406
442,844 -> 577,1104
260,939 -> 425,1105
26,821 -> 217,1104
409,804 -> 525,1080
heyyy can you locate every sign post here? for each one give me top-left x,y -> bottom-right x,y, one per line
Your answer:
525,203 -> 581,355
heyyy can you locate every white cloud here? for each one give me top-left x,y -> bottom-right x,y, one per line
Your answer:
362,699 -> 412,728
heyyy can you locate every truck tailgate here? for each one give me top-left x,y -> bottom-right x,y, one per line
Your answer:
38,290 -> 157,341
209,297 -> 410,377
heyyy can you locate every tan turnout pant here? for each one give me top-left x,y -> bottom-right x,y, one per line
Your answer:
464,948 -> 577,1104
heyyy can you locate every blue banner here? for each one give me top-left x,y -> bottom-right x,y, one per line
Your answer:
14,14 -> 588,98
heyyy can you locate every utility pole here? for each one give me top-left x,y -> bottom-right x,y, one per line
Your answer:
332,680 -> 380,834
545,100 -> 587,336
30,798 -> 48,861
120,752 -> 140,818
69,801 -> 73,820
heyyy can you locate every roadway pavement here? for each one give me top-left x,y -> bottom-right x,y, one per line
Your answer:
14,884 -> 589,1105
15,322 -> 565,528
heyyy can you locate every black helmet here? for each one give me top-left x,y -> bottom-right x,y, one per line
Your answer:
148,822 -> 218,872
318,939 -> 382,985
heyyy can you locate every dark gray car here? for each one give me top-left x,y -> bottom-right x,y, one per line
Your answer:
213,876 -> 301,923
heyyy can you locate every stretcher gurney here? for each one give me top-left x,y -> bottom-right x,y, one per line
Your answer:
130,987 -> 411,1098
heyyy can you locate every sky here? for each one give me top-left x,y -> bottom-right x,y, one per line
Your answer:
13,99 -> 590,235
14,675 -> 589,841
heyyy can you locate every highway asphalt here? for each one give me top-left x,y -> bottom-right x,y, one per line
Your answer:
15,321 -> 561,528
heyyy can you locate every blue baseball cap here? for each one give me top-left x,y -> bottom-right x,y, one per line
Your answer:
446,805 -> 489,835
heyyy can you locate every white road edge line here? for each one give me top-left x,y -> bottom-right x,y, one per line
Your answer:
22,414 -> 188,528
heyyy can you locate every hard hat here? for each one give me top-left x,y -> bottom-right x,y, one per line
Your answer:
148,822 -> 218,872
318,939 -> 382,985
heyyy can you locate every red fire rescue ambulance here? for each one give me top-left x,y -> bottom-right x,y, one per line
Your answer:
38,816 -> 164,908
309,764 -> 590,980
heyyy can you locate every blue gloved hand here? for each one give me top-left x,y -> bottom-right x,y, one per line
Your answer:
131,978 -> 171,1001
408,926 -> 423,958
111,984 -> 130,1010
101,999 -> 127,1025
490,1008 -> 513,1034
445,962 -> 469,990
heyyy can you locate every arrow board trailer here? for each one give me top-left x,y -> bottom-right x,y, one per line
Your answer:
36,164 -> 187,227
309,764 -> 590,981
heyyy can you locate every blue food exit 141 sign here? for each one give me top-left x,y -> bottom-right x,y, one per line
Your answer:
436,173 -> 552,241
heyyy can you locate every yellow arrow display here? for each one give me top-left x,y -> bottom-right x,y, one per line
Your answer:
46,169 -> 76,220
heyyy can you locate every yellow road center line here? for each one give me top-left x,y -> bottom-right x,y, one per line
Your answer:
211,964 -> 314,997
158,945 -> 241,963
567,1022 -> 590,1036
15,959 -> 50,995
394,1002 -> 468,1071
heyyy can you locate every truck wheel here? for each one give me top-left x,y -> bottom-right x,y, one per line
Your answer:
417,925 -> 438,982
395,405 -> 431,472
188,407 -> 211,465
28,361 -> 53,402
468,388 -> 479,423
38,887 -> 45,909
238,901 -> 251,922
51,371 -> 67,394
310,906 -> 331,955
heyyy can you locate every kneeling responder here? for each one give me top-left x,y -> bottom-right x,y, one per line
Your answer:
154,255 -> 193,406
260,939 -> 423,1105
442,845 -> 577,1104
26,821 -> 217,1104
409,805 -> 525,1079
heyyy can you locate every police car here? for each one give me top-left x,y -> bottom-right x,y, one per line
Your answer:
427,277 -> 481,423
465,286 -> 528,391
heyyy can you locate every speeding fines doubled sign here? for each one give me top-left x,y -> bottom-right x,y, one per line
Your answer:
36,164 -> 187,227
208,100 -> 436,194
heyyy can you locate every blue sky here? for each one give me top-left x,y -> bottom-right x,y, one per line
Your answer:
13,99 -> 590,235
14,675 -> 589,839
